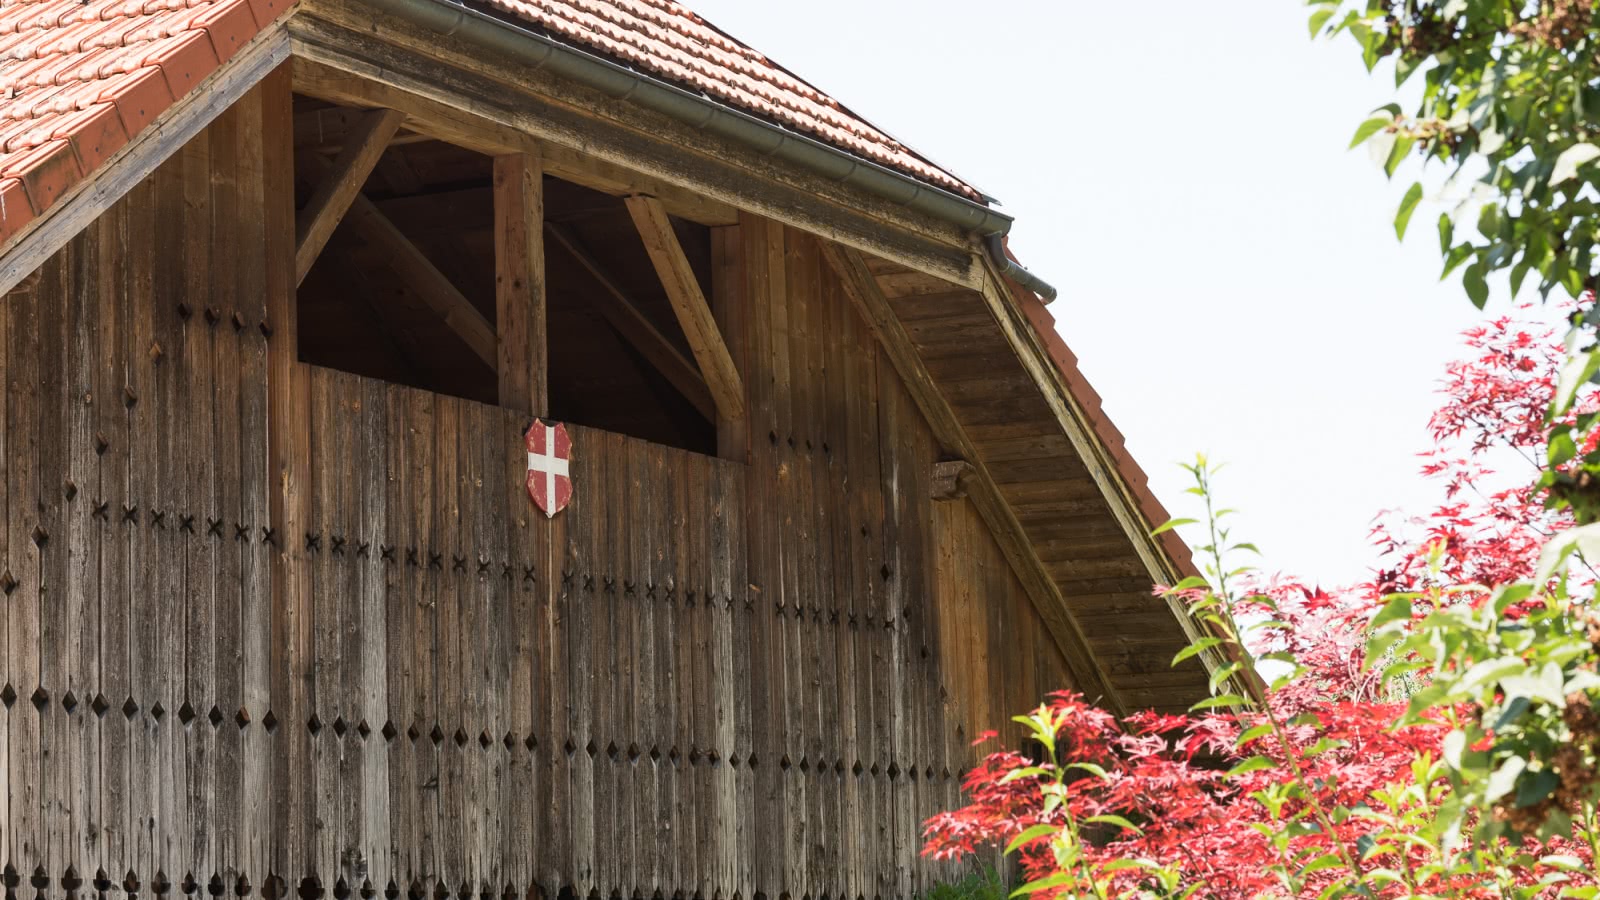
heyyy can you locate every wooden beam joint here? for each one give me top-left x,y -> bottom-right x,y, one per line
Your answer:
624,194 -> 746,425
294,106 -> 405,285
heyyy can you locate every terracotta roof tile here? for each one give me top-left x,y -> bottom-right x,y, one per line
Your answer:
0,0 -> 989,245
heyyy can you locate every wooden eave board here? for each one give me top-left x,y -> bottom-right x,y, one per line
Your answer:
868,260 -> 1213,712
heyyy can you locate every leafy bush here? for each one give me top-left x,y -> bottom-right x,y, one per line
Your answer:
922,309 -> 1600,897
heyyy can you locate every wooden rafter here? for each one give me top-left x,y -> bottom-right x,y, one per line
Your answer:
299,149 -> 497,367
820,241 -> 1127,716
294,106 -> 404,285
545,223 -> 715,422
624,195 -> 745,425
341,191 -> 498,366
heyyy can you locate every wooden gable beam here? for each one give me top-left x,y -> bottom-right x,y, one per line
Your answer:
624,195 -> 746,425
545,223 -> 715,422
295,106 -> 405,285
820,242 -> 1127,717
341,190 -> 498,366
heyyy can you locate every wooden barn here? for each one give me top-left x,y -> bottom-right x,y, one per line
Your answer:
0,2 -> 1221,900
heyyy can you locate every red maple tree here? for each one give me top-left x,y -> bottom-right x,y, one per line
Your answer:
922,307 -> 1600,897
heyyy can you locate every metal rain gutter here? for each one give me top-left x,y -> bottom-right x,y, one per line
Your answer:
357,0 -> 1059,302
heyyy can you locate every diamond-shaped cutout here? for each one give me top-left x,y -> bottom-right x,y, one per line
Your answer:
430,725 -> 445,746
121,696 -> 138,718
150,700 -> 165,721
31,525 -> 48,548
748,753 -> 759,769
478,731 -> 491,749
606,741 -> 619,761
688,748 -> 702,766
797,756 -> 808,774
837,760 -> 848,775
235,708 -> 251,729
60,690 -> 77,713
585,739 -> 598,758
30,686 -> 48,711
382,721 -> 398,742
91,693 -> 109,717
307,714 -> 322,735
453,727 -> 467,748
627,743 -> 640,763
503,732 -> 516,750
0,570 -> 15,594
0,683 -> 15,708
357,720 -> 371,740
669,746 -> 680,765
779,755 -> 791,772
263,710 -> 278,733
852,761 -> 863,777
525,734 -> 538,752
208,706 -> 224,728
887,762 -> 901,780
178,701 -> 196,725
562,737 -> 576,755
332,717 -> 347,738
649,745 -> 661,762
870,763 -> 881,777
408,723 -> 421,742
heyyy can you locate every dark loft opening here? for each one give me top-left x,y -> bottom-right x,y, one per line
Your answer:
291,95 -> 717,455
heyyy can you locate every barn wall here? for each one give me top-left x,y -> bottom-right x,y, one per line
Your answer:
0,72 -> 1076,900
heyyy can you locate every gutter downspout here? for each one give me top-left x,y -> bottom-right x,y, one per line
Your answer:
357,0 -> 1059,302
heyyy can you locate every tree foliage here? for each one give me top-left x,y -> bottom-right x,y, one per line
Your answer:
1315,0 -> 1600,305
922,311 -> 1600,896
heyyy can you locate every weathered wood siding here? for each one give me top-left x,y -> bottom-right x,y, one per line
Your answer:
0,76 -> 1076,900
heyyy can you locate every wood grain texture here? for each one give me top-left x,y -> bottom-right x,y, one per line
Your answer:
624,196 -> 745,425
0,93 -> 1168,900
294,107 -> 404,285
494,153 -> 546,416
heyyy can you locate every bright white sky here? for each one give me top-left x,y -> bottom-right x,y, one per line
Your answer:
684,0 -> 1543,587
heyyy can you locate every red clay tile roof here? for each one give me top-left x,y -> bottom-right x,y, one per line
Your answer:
477,0 -> 985,202
0,0 -> 985,244
0,0 -> 289,243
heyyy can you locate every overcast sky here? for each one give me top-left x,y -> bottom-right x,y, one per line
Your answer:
683,0 -> 1539,587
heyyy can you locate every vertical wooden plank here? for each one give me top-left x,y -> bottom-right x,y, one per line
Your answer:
94,191 -> 131,894
564,431 -> 594,897
64,216 -> 102,888
497,407 -> 535,896
585,429 -> 613,899
604,431 -> 631,900
382,382 -> 415,891
35,240 -> 70,886
182,108 -> 219,891
536,411 -> 569,895
357,375 -> 391,896
625,435 -> 656,900
432,395 -> 463,894
243,68 -> 290,887
8,252 -> 42,878
405,386 -> 439,894
494,153 -> 546,417
308,365 -> 342,886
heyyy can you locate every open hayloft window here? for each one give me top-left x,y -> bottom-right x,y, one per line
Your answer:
292,96 -> 717,455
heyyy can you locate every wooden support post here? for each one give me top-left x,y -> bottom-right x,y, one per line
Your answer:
545,223 -> 714,422
709,223 -> 748,462
820,241 -> 1128,716
624,195 -> 746,425
341,192 -> 498,366
294,106 -> 404,284
494,152 -> 546,416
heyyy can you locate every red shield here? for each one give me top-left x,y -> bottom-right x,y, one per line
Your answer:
524,419 -> 572,517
